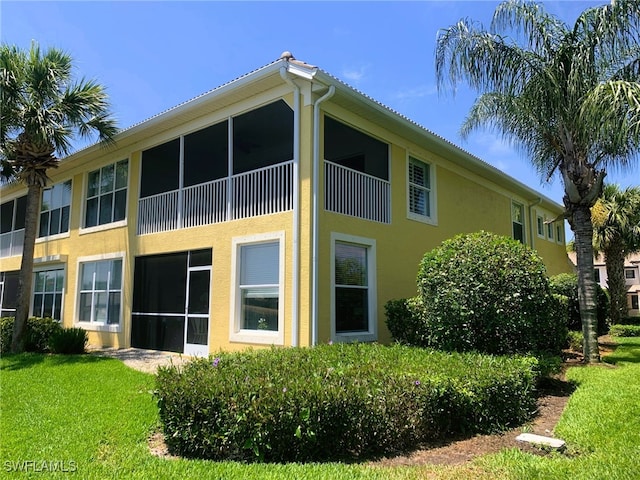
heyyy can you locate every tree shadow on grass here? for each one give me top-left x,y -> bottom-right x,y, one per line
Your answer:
602,342 -> 640,365
0,352 -> 111,371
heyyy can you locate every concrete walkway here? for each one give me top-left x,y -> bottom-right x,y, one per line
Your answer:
88,347 -> 195,374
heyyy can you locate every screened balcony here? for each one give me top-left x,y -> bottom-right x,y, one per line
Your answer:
323,116 -> 391,224
137,100 -> 294,235
138,161 -> 293,235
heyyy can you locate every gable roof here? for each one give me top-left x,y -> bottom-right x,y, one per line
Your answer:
6,52 -> 564,213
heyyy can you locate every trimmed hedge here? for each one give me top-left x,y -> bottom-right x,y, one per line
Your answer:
0,317 -> 63,354
388,232 -> 566,355
609,324 -> 640,337
156,343 -> 540,463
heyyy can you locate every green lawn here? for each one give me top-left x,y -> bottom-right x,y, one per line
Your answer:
1,339 -> 639,479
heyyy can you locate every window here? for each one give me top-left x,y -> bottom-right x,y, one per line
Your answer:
85,160 -> 128,228
331,233 -> 377,342
556,224 -> 563,244
512,202 -> 525,244
0,271 -> 19,317
631,294 -> 639,311
547,222 -> 555,241
536,215 -> 544,237
0,195 -> 26,257
231,232 -> 284,344
408,156 -> 435,223
625,269 -> 636,280
78,258 -> 123,325
594,268 -> 601,284
32,267 -> 65,320
39,180 -> 71,237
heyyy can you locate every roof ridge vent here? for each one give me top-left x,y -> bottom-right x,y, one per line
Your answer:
280,51 -> 295,61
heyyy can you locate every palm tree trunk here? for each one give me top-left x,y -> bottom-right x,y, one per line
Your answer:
573,206 -> 601,363
10,182 -> 42,353
605,244 -> 627,325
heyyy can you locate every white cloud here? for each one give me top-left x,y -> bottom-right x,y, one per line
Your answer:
393,84 -> 437,101
341,65 -> 368,84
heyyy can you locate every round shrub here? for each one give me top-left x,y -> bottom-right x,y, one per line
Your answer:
384,297 -> 428,347
416,231 -> 566,355
549,273 -> 609,335
0,317 -> 63,354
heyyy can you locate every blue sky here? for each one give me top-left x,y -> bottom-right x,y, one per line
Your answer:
2,1 -> 638,237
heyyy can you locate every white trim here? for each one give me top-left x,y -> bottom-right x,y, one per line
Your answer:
79,157 -> 130,234
73,252 -> 125,330
536,214 -> 545,239
330,232 -> 377,343
229,231 -> 285,345
406,154 -> 437,226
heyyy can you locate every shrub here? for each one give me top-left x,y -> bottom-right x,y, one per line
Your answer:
567,330 -> 583,352
0,317 -> 63,354
49,328 -> 87,354
549,273 -> 609,334
617,316 -> 640,326
412,231 -> 566,355
384,297 -> 427,346
156,343 -> 539,463
609,324 -> 640,337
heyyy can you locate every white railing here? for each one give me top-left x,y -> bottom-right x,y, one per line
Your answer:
324,161 -> 391,224
137,161 -> 293,235
0,229 -> 24,258
232,162 -> 293,219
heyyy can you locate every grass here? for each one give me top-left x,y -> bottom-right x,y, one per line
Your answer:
1,339 -> 639,479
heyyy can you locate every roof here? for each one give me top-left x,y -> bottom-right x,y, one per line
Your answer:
568,252 -> 640,267
2,52 -> 564,213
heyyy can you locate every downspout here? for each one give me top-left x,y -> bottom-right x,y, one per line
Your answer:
280,67 -> 301,347
311,85 -> 335,346
528,197 -> 542,249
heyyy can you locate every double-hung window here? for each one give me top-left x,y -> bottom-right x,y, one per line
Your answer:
512,202 -> 525,244
32,267 -> 65,320
0,195 -> 26,257
547,222 -> 555,241
231,232 -> 284,344
78,258 -> 123,326
536,215 -> 544,238
408,156 -> 435,223
85,160 -> 128,228
331,233 -> 377,342
39,181 -> 71,238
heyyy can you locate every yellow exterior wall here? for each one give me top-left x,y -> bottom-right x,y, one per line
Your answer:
0,73 -> 571,354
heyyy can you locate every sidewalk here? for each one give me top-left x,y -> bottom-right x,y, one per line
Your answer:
88,346 -> 195,374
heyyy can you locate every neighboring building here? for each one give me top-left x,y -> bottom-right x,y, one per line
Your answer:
569,252 -> 640,318
0,53 -> 571,355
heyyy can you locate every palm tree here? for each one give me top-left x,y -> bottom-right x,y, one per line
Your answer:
0,43 -> 117,353
435,0 -> 640,363
592,184 -> 640,325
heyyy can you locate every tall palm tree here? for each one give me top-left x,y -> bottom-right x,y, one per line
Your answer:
0,43 -> 117,353
592,184 -> 640,325
435,0 -> 640,363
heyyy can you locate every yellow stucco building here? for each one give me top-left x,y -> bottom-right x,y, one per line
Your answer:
0,53 -> 571,355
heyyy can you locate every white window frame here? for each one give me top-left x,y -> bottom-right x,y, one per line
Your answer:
547,222 -> 555,241
512,201 -> 525,244
330,232 -> 377,343
36,179 -> 72,242
229,231 -> 285,345
407,155 -> 437,225
625,269 -> 636,280
74,252 -> 124,332
556,223 -> 564,244
80,159 -> 129,235
31,264 -> 66,321
536,215 -> 545,238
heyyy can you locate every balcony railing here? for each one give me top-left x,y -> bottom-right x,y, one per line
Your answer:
138,161 -> 293,235
0,229 -> 24,258
324,161 -> 391,224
